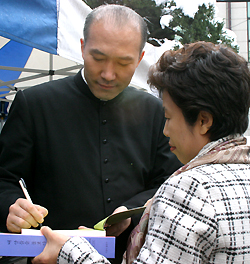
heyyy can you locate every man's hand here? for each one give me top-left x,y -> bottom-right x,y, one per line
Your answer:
32,226 -> 69,264
106,206 -> 131,237
7,198 -> 48,233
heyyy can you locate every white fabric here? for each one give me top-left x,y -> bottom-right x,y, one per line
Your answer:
57,0 -> 91,64
136,163 -> 250,263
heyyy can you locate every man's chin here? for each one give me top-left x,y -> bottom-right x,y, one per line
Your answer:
95,90 -> 121,101
89,83 -> 126,101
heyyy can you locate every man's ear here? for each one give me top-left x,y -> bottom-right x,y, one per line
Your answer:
80,38 -> 84,60
198,111 -> 213,135
136,51 -> 145,67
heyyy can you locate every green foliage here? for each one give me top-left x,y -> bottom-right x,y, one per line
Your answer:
169,3 -> 239,52
83,0 -> 176,46
83,0 -> 239,52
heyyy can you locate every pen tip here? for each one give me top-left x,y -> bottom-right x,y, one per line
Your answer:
20,178 -> 27,188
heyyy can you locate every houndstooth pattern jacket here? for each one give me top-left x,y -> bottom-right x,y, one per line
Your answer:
58,162 -> 250,263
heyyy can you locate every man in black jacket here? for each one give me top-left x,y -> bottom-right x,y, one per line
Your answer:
0,4 -> 181,263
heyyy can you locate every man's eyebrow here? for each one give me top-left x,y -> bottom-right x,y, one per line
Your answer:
118,56 -> 134,61
90,48 -> 133,61
90,49 -> 105,56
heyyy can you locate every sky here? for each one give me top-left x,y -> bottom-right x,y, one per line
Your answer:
155,0 -> 217,17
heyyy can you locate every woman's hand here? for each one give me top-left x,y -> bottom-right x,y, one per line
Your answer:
32,226 -> 69,264
106,206 -> 131,237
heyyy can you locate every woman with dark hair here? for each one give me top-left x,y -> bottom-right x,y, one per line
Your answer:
149,41 -> 250,142
33,41 -> 250,263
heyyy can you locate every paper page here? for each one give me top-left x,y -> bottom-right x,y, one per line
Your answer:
21,228 -> 106,237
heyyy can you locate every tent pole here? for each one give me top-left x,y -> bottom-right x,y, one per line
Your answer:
49,54 -> 53,81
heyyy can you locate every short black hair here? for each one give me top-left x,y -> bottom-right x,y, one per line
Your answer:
148,41 -> 250,141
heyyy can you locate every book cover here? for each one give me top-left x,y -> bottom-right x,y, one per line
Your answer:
94,206 -> 146,230
0,233 -> 115,258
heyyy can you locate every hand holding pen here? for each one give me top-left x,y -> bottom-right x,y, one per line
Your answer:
19,178 -> 44,229
6,178 -> 48,233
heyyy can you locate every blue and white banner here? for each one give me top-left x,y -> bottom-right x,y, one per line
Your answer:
0,0 -> 91,64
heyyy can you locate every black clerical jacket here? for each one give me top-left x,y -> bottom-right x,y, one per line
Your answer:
0,70 -> 181,233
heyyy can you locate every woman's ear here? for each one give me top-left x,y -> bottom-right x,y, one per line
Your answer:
198,111 -> 213,135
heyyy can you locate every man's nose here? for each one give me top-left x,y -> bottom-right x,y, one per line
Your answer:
101,61 -> 116,81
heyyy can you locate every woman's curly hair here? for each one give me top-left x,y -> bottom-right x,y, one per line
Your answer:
148,41 -> 250,141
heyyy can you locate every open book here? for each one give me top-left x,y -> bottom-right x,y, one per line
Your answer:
94,206 -> 146,230
0,206 -> 146,259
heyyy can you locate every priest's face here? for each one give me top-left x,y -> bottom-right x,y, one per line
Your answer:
81,20 -> 144,101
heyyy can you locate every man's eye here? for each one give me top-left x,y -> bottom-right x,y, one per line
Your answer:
119,62 -> 130,66
93,57 -> 104,61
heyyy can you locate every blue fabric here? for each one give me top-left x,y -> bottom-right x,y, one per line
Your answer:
0,0 -> 58,54
0,40 -> 33,94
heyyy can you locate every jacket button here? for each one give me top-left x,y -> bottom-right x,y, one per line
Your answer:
105,178 -> 109,183
103,139 -> 107,144
107,198 -> 111,203
102,120 -> 107,125
104,158 -> 108,164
